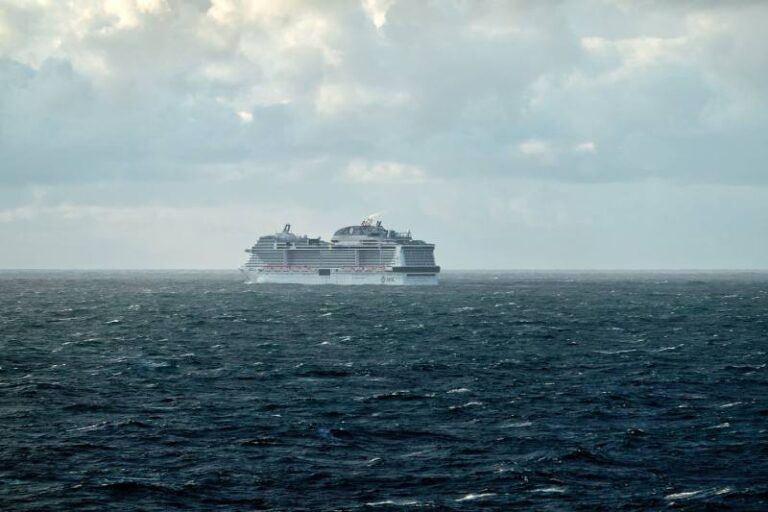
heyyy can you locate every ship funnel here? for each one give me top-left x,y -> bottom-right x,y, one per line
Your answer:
283,223 -> 291,233
361,212 -> 383,226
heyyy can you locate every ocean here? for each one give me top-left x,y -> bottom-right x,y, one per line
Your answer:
1,270 -> 766,510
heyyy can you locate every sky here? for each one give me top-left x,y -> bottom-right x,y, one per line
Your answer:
1,0 -> 767,269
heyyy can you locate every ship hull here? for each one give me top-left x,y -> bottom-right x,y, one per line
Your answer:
240,268 -> 438,286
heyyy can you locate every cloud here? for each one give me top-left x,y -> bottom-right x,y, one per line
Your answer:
237,110 -> 253,123
513,139 -> 596,165
362,0 -> 395,29
1,0 -> 767,188
517,139 -> 555,162
581,36 -> 685,71
342,160 -> 426,184
313,81 -> 409,115
573,141 -> 597,154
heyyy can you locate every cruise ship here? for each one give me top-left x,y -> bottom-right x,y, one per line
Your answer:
240,216 -> 440,285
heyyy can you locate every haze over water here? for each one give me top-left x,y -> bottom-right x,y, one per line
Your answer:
2,271 -> 766,510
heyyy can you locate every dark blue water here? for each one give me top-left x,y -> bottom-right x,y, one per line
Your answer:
1,271 -> 767,511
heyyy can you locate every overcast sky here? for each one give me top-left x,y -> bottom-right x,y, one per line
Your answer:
1,0 -> 767,269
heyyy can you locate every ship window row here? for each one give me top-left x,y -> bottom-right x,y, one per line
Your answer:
401,248 -> 436,266
252,256 -> 399,265
403,256 -> 436,265
254,249 -> 395,257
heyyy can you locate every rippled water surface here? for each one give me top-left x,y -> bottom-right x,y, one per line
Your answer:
1,271 -> 767,510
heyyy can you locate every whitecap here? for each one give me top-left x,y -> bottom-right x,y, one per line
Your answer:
143,360 -> 170,369
320,312 -> 333,317
400,449 -> 435,458
365,499 -> 421,506
456,492 -> 496,502
719,402 -> 742,408
653,344 -> 685,352
500,420 -> 533,428
531,487 -> 567,494
704,422 -> 731,430
71,421 -> 109,432
449,401 -> 483,410
447,387 -> 470,394
665,487 -> 732,501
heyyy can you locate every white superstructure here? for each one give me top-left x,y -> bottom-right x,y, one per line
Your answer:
240,217 -> 440,285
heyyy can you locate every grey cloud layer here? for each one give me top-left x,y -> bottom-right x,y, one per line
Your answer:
2,0 -> 767,186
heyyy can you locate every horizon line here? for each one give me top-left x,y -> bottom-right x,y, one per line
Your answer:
1,268 -> 767,273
